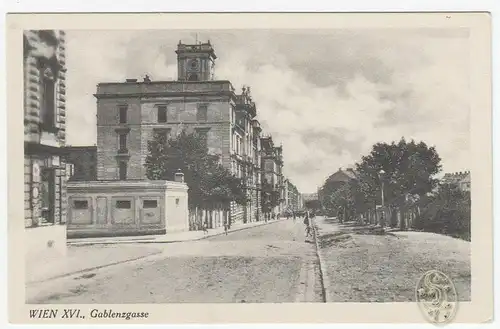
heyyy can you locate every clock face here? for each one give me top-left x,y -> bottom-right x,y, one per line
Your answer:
188,59 -> 200,71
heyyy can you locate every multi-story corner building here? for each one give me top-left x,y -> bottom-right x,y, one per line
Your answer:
93,40 -> 263,225
23,30 -> 68,258
260,136 -> 284,217
284,178 -> 302,212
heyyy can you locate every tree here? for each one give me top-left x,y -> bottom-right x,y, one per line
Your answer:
144,129 -> 248,210
355,137 -> 442,207
416,184 -> 470,240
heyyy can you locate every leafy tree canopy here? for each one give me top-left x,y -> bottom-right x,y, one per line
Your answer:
355,137 -> 442,206
144,129 -> 248,209
320,137 -> 442,216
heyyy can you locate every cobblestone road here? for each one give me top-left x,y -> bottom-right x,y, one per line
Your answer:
27,220 -> 324,304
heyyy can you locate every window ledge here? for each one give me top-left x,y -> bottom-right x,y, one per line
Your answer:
26,221 -> 58,229
115,127 -> 131,133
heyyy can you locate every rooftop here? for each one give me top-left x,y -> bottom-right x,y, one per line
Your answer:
175,40 -> 217,59
95,78 -> 236,98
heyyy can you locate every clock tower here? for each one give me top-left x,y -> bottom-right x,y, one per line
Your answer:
176,40 -> 217,81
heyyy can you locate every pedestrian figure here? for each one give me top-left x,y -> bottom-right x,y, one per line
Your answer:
202,221 -> 208,235
223,218 -> 229,235
293,211 -> 296,222
304,211 -> 312,239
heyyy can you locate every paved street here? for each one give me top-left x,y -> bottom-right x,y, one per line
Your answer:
26,220 -> 324,304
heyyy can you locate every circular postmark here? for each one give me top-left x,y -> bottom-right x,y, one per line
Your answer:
415,270 -> 458,324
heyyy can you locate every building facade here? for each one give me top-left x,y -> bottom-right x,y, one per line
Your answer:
94,41 -> 263,225
260,136 -> 285,217
24,30 -> 68,261
284,179 -> 302,212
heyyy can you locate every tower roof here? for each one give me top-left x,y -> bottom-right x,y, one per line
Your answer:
175,40 -> 217,59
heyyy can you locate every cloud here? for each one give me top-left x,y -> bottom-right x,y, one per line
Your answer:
65,29 -> 470,193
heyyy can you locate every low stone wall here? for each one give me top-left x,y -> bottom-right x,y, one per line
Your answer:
66,180 -> 188,238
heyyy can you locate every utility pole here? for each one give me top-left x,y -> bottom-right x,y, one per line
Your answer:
378,169 -> 386,227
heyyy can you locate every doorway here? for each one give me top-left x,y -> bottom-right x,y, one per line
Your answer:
41,168 -> 56,224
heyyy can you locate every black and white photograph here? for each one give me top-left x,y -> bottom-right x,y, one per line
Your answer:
7,12 -> 493,324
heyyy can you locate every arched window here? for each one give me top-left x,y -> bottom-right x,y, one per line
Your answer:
40,67 -> 56,130
188,73 -> 199,81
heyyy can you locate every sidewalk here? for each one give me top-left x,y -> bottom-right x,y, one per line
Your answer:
27,218 -> 284,285
68,218 -> 284,246
26,244 -> 163,285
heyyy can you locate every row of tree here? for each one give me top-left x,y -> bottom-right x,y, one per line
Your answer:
320,138 -> 441,220
319,137 -> 470,240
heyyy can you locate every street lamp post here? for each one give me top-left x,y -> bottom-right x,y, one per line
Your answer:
378,169 -> 385,227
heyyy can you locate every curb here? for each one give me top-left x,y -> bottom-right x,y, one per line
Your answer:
26,249 -> 163,285
311,218 -> 331,303
68,219 -> 285,246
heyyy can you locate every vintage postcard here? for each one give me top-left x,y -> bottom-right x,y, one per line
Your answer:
6,12 -> 493,324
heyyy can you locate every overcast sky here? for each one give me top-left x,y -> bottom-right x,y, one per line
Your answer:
65,29 -> 470,193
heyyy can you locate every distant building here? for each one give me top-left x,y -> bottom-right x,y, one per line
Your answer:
302,192 -> 318,202
260,136 -> 285,216
284,179 -> 302,212
325,167 -> 357,184
317,167 -> 357,208
441,171 -> 470,192
93,40 -> 264,225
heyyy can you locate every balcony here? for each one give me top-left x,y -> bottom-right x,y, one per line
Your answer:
236,102 -> 257,118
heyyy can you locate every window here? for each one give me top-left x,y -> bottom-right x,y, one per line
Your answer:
195,128 -> 209,149
188,73 -> 199,81
158,105 -> 167,123
236,136 -> 241,155
196,104 -> 208,121
119,161 -> 127,180
116,200 -> 131,209
143,200 -> 158,208
40,68 -> 56,130
119,133 -> 127,152
119,105 -> 128,124
73,200 -> 89,209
